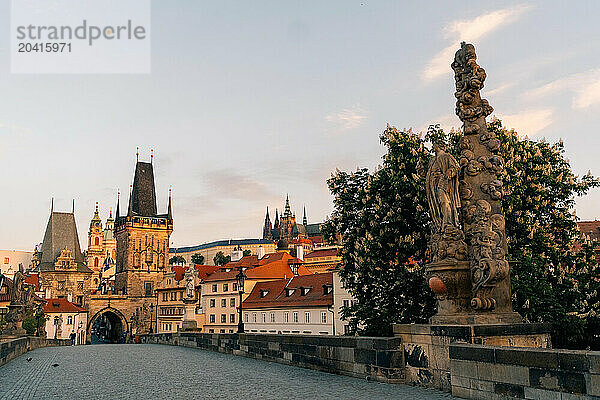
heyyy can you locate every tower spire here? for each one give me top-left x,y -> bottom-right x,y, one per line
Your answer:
284,194 -> 291,217
136,146 -> 139,162
72,199 -> 75,214
115,190 -> 120,219
302,206 -> 307,225
151,148 -> 154,164
51,197 -> 54,213
127,184 -> 133,216
167,186 -> 172,219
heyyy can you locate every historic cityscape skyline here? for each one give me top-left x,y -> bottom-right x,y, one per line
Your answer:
1,1 -> 599,250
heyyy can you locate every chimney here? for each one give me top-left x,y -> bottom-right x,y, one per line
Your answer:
67,293 -> 73,302
258,245 -> 265,260
296,245 -> 304,261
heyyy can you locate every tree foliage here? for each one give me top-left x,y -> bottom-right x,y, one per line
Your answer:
169,256 -> 185,265
324,121 -> 600,347
213,251 -> 231,266
191,253 -> 205,265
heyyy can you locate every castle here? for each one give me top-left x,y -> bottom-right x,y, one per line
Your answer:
262,195 -> 324,248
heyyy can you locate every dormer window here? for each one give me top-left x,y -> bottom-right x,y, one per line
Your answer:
323,285 -> 333,295
300,287 -> 311,296
260,290 -> 269,298
286,288 -> 295,297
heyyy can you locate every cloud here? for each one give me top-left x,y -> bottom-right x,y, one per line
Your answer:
486,82 -> 515,97
417,114 -> 462,134
325,105 -> 368,132
423,4 -> 532,82
494,109 -> 554,137
525,68 -> 600,109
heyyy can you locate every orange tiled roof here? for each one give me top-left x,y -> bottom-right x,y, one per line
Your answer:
304,248 -> 339,259
24,274 -> 41,291
171,265 -> 220,282
204,252 -> 311,282
242,272 -> 333,309
43,298 -> 87,313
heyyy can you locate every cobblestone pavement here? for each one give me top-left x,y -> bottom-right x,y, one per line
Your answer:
0,344 -> 455,400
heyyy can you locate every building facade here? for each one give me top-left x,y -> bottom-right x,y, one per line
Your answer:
86,204 -> 116,281
202,252 -> 311,333
169,239 -> 276,266
0,250 -> 33,278
242,273 -> 348,335
43,298 -> 88,344
302,248 -> 342,274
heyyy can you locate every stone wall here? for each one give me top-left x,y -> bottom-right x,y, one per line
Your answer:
0,336 -> 70,367
140,332 -> 405,383
449,343 -> 599,399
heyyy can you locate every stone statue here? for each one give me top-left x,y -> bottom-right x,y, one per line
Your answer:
185,270 -> 195,299
426,141 -> 461,233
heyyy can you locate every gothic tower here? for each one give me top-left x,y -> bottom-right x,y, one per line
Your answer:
86,202 -> 104,275
263,207 -> 273,240
114,159 -> 172,297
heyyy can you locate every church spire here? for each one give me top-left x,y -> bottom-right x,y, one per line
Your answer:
284,194 -> 291,217
127,184 -> 133,216
262,206 -> 273,240
167,186 -> 172,219
115,191 -> 120,219
302,206 -> 307,225
274,208 -> 280,228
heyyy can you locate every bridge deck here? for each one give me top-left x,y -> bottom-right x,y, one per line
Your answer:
0,344 -> 454,399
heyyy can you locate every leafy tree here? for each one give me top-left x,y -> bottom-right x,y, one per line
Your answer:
191,253 -> 205,265
243,250 -> 252,257
213,251 -> 231,266
169,256 -> 185,265
324,121 -> 600,347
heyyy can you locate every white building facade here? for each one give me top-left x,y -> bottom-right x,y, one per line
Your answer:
43,298 -> 88,344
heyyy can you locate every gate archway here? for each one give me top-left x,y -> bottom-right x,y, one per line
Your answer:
88,307 -> 128,344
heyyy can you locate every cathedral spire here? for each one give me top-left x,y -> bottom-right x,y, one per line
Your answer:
115,191 -> 120,219
284,194 -> 291,217
167,186 -> 172,219
274,208 -> 280,228
302,206 -> 307,225
262,206 -> 273,240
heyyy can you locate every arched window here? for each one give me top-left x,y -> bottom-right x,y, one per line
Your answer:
94,258 -> 99,268
68,316 -> 73,324
94,237 -> 99,246
94,278 -> 98,285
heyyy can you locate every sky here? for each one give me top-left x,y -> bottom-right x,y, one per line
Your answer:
1,1 -> 599,251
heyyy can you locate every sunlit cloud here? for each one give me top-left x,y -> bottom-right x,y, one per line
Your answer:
494,109 -> 554,137
325,105 -> 368,132
525,68 -> 600,109
423,4 -> 532,82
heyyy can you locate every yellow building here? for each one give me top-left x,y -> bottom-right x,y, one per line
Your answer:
302,247 -> 342,274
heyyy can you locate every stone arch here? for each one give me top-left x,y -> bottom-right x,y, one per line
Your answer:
88,307 -> 129,344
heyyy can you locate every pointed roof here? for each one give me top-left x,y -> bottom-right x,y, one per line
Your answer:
39,210 -> 91,273
167,187 -> 172,219
284,194 -> 291,217
115,191 -> 120,219
302,206 -> 307,225
129,161 -> 157,217
274,208 -> 280,228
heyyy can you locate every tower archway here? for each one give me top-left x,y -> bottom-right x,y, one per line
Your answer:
88,307 -> 128,344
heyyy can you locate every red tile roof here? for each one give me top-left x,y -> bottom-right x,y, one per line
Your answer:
242,272 -> 333,309
172,265 -> 220,282
43,298 -> 87,313
304,248 -> 339,259
24,274 -> 41,291
309,235 -> 325,244
204,252 -> 311,282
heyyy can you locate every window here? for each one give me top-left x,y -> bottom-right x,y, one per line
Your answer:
230,298 -> 235,307
179,291 -> 183,300
67,316 -> 73,324
260,290 -> 269,298
221,299 -> 226,307
209,314 -> 215,323
221,314 -> 226,323
284,312 -> 289,323
293,312 -> 298,323
162,292 -> 168,301
94,258 -> 99,268
77,281 -> 84,291
232,283 -> 238,291
212,284 -> 217,293
300,287 -> 311,296
220,329 -> 225,333
305,312 -> 310,323
253,313 -> 257,323
270,312 -> 275,323
76,296 -> 83,305
94,237 -> 99,246
209,329 -> 214,333
245,313 -> 248,322
323,285 -> 332,295
145,282 -> 153,297
321,312 -> 327,324
262,313 -> 266,323
223,283 -> 229,292
3,257 -> 8,264
230,314 -> 235,323
58,281 -> 65,290
210,299 -> 215,308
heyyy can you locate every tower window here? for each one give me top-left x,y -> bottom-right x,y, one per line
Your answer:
94,237 -> 99,246
94,258 -> 99,268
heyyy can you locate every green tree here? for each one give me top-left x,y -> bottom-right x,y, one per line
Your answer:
324,121 -> 600,347
213,251 -> 231,266
169,255 -> 185,265
243,250 -> 252,257
191,253 -> 205,265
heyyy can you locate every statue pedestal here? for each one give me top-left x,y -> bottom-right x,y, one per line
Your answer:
180,299 -> 197,331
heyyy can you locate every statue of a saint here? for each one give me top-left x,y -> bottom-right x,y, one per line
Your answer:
185,271 -> 195,299
426,141 -> 461,233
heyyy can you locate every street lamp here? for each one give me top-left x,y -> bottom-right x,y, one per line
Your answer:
78,320 -> 83,345
129,314 -> 135,343
35,304 -> 44,337
149,303 -> 154,334
236,266 -> 246,334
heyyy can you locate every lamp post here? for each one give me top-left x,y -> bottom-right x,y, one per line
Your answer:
78,320 -> 83,345
236,266 -> 246,334
149,303 -> 154,334
35,304 -> 43,337
129,314 -> 135,343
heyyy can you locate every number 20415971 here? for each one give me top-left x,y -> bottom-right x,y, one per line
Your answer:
17,42 -> 71,52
